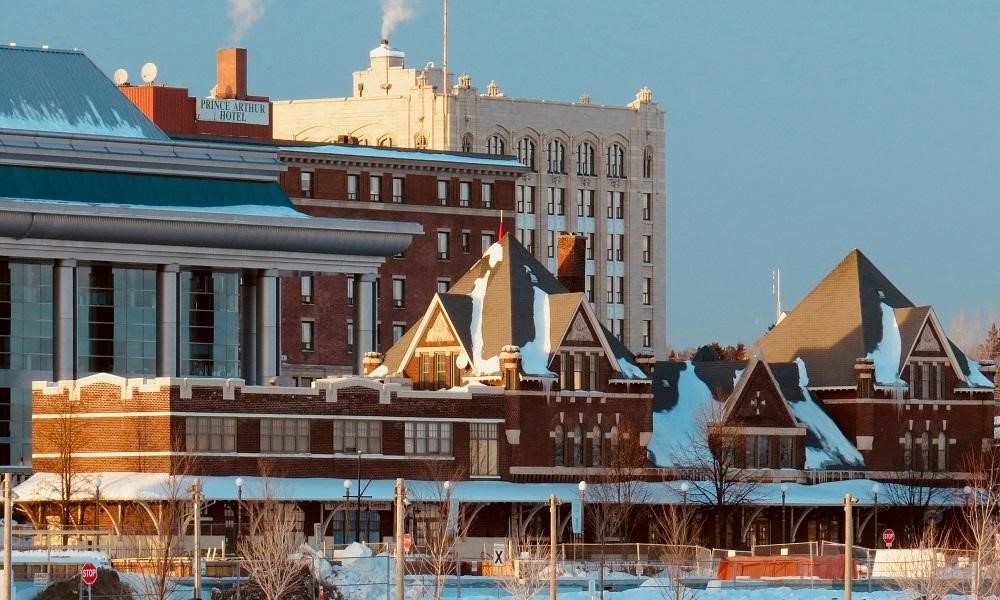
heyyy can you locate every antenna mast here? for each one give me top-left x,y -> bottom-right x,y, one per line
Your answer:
772,268 -> 783,323
442,0 -> 449,150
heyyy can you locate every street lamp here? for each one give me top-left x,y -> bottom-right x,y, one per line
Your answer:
779,484 -> 788,544
343,479 -> 356,543
356,449 -> 364,543
235,477 -> 244,600
577,481 -> 587,541
93,477 -> 102,550
871,483 -> 880,549
680,482 -> 689,507
190,478 -> 204,600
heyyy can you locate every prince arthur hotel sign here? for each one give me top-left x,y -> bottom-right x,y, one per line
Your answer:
196,98 -> 270,125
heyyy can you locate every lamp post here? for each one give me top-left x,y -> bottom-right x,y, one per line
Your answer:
779,484 -> 788,544
548,494 -> 558,600
235,477 -> 244,600
190,478 -> 204,600
356,449 -> 364,543
93,477 -> 102,550
577,481 -> 586,542
343,479 -> 353,543
871,483 -> 880,549
680,482 -> 689,507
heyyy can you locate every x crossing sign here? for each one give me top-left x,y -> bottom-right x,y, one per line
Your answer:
492,543 -> 506,566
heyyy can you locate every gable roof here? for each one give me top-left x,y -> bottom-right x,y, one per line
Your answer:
721,356 -> 800,427
377,234 -> 645,379
0,46 -> 167,140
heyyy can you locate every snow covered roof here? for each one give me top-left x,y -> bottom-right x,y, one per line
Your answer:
378,234 -> 646,379
0,46 -> 168,140
280,143 -> 525,169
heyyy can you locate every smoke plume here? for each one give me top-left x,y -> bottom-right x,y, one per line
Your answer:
380,0 -> 413,41
228,0 -> 266,45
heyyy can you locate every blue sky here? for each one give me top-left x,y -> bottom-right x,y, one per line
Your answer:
4,1 -> 999,350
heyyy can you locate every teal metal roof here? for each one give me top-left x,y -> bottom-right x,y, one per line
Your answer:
0,164 -> 305,218
0,46 -> 168,140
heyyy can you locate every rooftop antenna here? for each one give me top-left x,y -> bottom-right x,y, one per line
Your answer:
112,68 -> 129,86
140,62 -> 158,85
772,268 -> 783,323
442,0 -> 449,149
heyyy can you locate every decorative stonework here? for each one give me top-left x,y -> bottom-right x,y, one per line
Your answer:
916,325 -> 941,352
425,312 -> 456,343
565,312 -> 595,343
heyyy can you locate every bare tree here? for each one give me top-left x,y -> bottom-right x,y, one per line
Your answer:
672,402 -> 762,548
889,521 -> 957,600
585,420 -> 649,598
35,394 -> 91,543
882,472 -> 951,546
959,451 -> 1000,600
406,463 -> 471,600
973,321 -> 1000,362
652,502 -> 702,600
238,464 -> 305,600
950,309 -> 988,357
496,535 -> 551,600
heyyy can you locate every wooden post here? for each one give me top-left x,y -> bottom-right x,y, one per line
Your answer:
844,493 -> 854,600
549,494 -> 558,600
395,479 -> 405,600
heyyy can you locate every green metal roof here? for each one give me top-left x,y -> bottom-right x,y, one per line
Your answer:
0,164 -> 305,218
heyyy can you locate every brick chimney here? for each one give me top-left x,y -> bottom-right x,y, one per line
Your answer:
216,48 -> 247,99
556,233 -> 586,293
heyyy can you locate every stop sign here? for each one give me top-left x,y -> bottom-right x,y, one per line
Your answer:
882,529 -> 896,547
80,562 -> 98,586
402,533 -> 413,552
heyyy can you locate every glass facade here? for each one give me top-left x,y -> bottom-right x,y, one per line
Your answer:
0,261 -> 53,371
76,265 -> 157,375
180,270 -> 240,377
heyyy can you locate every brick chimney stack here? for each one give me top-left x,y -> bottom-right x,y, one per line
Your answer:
557,233 -> 586,293
216,48 -> 247,99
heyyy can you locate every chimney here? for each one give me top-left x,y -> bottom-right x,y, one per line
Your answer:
557,233 -> 586,293
216,47 -> 247,99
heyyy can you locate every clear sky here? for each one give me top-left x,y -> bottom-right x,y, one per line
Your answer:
4,1 -> 999,350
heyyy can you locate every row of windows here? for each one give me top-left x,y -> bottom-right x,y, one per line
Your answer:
490,136 -> 655,179
300,172 -> 493,208
903,430 -> 949,472
515,187 -> 653,221
553,424 -> 621,467
436,231 -> 495,260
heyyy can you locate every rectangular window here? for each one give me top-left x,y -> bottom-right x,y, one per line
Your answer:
516,185 -> 525,213
607,276 -> 614,304
405,421 -> 453,456
0,389 -> 8,438
547,187 -> 555,215
434,353 -> 450,388
392,176 -> 405,203
418,355 -> 432,389
370,175 -> 382,202
347,174 -> 358,200
606,191 -> 623,219
481,233 -> 495,253
482,183 -> 493,208
333,420 -> 382,453
392,322 -> 406,342
779,437 -> 794,468
642,235 -> 652,263
438,231 -> 450,260
185,416 -> 236,452
642,193 -> 652,220
260,418 -> 310,453
642,278 -> 651,305
470,423 -> 499,476
615,276 -> 624,304
301,320 -> 314,351
436,279 -> 450,294
461,231 -> 471,254
586,233 -> 595,260
346,275 -> 355,306
459,182 -> 471,207
643,320 -> 651,348
606,234 -> 614,261
392,277 -> 405,308
300,171 -> 313,198
553,188 -> 565,215
577,189 -> 594,217
516,185 -> 535,214
613,318 -> 623,341
301,274 -> 313,304
437,180 -> 449,205
547,230 -> 556,258
524,229 -> 535,254
586,275 -> 594,303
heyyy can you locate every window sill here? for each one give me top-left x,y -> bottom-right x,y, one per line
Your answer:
470,475 -> 501,480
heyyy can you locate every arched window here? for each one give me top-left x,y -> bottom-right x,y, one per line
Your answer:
920,431 -> 930,471
609,426 -> 620,463
487,135 -> 506,155
517,137 -> 536,171
606,143 -> 625,178
414,133 -> 428,149
377,135 -> 393,147
553,424 -> 566,466
547,140 -> 565,174
642,147 -> 653,178
591,425 -> 603,467
903,431 -> 913,471
461,133 -> 474,153
937,431 -> 947,471
573,424 -> 585,466
577,142 -> 594,176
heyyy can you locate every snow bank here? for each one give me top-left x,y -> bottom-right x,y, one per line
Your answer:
965,357 -> 995,388
11,549 -> 109,565
867,302 -> 905,385
520,286 -> 554,375
338,542 -> 373,559
617,357 -> 646,379
649,361 -> 714,466
791,358 -> 864,468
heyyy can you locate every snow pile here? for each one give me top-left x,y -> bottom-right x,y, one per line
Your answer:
965,357 -> 995,388
866,302 -> 905,385
1,98 -> 150,139
649,361 -> 714,466
316,545 -> 397,600
792,358 -> 864,469
367,364 -> 388,378
11,549 -> 109,565
617,357 -> 646,379
520,286 -> 555,375
468,243 -> 507,375
484,242 -> 503,268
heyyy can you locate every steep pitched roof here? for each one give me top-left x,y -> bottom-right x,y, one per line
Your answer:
377,234 -> 645,379
0,46 -> 167,140
758,249 -> 915,387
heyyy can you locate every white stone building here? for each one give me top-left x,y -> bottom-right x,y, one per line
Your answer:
273,42 -> 666,356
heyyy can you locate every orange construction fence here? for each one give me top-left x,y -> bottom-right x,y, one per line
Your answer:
716,555 -> 858,580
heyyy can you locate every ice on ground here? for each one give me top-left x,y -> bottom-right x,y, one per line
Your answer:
792,358 -> 864,468
520,286 -> 555,375
867,302 -> 906,385
649,361 -> 714,466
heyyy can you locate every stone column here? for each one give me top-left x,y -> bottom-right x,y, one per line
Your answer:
156,264 -> 180,377
255,269 -> 279,384
52,259 -> 76,381
240,270 -> 258,385
354,274 -> 375,375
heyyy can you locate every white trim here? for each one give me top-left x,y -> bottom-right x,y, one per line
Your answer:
723,357 -> 800,427
806,386 -> 857,392
390,294 -> 472,377
33,411 -> 503,424
32,451 -> 456,461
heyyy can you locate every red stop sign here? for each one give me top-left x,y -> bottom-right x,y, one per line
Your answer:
882,529 -> 896,547
402,533 -> 413,552
81,562 -> 98,585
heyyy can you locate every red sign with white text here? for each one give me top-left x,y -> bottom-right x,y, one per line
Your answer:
882,529 -> 896,547
81,562 -> 98,585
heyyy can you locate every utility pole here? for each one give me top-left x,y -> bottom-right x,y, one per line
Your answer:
394,478 -> 405,600
192,479 -> 203,600
2,473 -> 12,600
549,494 -> 558,600
844,493 -> 854,600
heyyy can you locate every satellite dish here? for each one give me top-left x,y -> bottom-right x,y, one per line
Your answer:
112,68 -> 128,86
140,62 -> 158,84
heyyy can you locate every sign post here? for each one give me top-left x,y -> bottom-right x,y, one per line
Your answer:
882,529 -> 895,549
81,562 -> 98,599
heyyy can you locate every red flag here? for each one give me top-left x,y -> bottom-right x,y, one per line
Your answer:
497,209 -> 506,240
